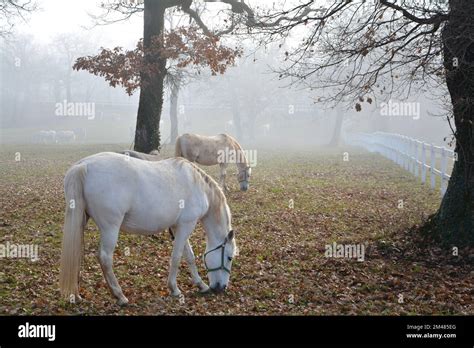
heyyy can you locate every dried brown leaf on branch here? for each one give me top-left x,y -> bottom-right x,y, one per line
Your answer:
73,26 -> 242,95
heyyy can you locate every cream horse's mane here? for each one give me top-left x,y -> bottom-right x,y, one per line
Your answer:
227,135 -> 249,168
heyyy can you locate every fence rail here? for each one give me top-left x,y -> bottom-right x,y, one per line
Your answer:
345,132 -> 455,196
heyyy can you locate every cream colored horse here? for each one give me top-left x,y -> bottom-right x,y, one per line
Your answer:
59,153 -> 237,306
175,133 -> 251,192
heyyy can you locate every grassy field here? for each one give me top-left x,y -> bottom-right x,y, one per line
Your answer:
0,144 -> 472,315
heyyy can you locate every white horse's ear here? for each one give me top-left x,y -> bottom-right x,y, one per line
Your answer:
227,230 -> 234,241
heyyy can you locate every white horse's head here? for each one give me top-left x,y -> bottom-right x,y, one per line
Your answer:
203,230 -> 238,293
237,166 -> 251,191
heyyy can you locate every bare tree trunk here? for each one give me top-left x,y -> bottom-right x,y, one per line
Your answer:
134,0 -> 167,153
169,81 -> 179,144
65,72 -> 72,102
53,79 -> 60,102
434,0 -> 474,244
231,98 -> 243,140
328,108 -> 344,146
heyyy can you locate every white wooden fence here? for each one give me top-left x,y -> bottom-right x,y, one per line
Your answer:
345,132 -> 456,196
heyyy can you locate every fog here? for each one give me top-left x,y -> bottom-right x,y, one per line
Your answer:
0,0 -> 452,149
2,1 -> 472,324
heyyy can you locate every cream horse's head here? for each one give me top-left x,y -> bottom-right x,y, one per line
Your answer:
237,165 -> 251,191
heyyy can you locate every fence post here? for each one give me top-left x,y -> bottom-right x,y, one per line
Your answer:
392,135 -> 396,164
408,138 -> 412,173
414,140 -> 419,178
394,136 -> 399,165
404,137 -> 409,171
421,142 -> 426,184
401,136 -> 406,169
392,136 -> 396,162
398,135 -> 402,166
441,147 -> 448,196
430,144 -> 436,190
392,135 -> 396,162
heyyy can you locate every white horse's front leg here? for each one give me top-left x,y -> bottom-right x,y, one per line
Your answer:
167,221 -> 196,297
183,240 -> 209,293
219,163 -> 229,192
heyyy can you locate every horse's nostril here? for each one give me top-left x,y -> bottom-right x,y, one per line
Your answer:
211,282 -> 227,293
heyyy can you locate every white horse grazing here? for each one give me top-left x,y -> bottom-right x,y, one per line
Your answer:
59,152 -> 237,306
37,130 -> 56,144
57,130 -> 76,144
175,133 -> 251,192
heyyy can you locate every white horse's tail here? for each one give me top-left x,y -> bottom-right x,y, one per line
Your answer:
59,163 -> 87,299
175,135 -> 183,157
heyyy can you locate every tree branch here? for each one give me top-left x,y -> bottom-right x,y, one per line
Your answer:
380,0 -> 448,25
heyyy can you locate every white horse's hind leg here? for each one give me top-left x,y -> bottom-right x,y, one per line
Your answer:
167,221 -> 196,297
97,227 -> 128,306
183,240 -> 209,293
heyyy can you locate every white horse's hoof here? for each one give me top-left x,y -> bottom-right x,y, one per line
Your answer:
116,297 -> 129,306
198,283 -> 210,294
170,289 -> 182,297
75,294 -> 83,303
66,294 -> 82,304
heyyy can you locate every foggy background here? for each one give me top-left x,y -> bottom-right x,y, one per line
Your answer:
0,0 -> 452,148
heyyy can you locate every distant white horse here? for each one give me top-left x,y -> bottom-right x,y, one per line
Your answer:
73,128 -> 87,142
57,131 -> 76,144
175,133 -> 251,192
60,153 -> 237,306
37,130 -> 56,144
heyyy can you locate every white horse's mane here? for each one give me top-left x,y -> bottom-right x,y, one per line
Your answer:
173,157 -> 230,230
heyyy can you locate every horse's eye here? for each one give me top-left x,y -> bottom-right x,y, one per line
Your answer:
228,256 -> 233,262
